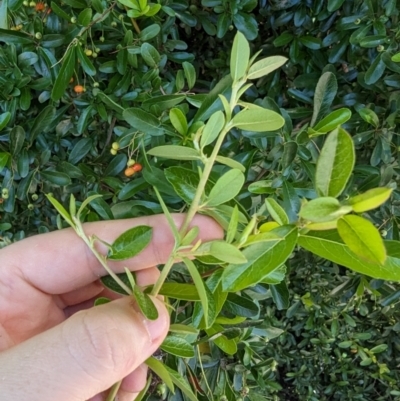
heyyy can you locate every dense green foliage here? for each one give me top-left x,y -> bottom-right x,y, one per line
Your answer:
2,0 -> 400,399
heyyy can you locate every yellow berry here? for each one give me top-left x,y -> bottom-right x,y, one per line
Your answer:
110,148 -> 118,155
85,49 -> 93,56
127,159 -> 136,167
111,142 -> 120,150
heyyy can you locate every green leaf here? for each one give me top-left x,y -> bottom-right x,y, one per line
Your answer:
315,128 -> 355,197
108,226 -> 153,261
164,365 -> 198,401
181,226 -> 199,246
200,110 -> 225,148
215,155 -> 245,172
139,23 -> 160,41
153,187 -> 179,243
160,335 -> 195,358
50,1 -> 70,21
94,297 -> 111,306
337,215 -> 386,264
183,257 -> 210,327
51,46 -> 76,102
0,0 -> 8,31
205,324 -> 237,355
140,43 -> 160,67
311,108 -> 351,135
349,187 -> 393,213
298,231 -> 400,281
76,45 -> 96,76
46,194 -> 75,227
299,197 -> 351,223
40,170 -> 71,186
270,281 -> 289,310
0,28 -> 33,44
0,152 -> 9,172
159,283 -> 200,301
247,55 -> 287,80
169,108 -> 187,136
209,241 -> 247,264
169,324 -> 199,335
68,138 -> 93,164
30,105 -> 56,143
165,166 -> 199,203
182,61 -> 196,89
226,205 -> 239,243
123,108 -> 164,136
146,357 -> 174,393
265,198 -> 289,225
359,108 -> 379,128
222,225 -> 298,291
230,31 -> 249,81
232,106 -> 285,132
147,145 -> 200,160
0,111 -> 11,132
233,12 -> 258,41
299,36 -> 321,50
132,283 -> 159,320
78,7 -> 92,25
76,194 -> 103,220
9,125 -> 25,155
365,54 -> 386,85
310,72 -> 338,126
207,168 -> 244,206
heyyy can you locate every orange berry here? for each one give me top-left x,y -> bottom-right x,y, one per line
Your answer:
124,167 -> 136,177
132,163 -> 142,172
74,85 -> 84,93
35,1 -> 45,11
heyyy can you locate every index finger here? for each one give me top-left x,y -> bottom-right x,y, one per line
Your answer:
0,214 -> 223,294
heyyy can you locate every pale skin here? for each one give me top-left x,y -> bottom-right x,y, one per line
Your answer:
0,214 -> 223,401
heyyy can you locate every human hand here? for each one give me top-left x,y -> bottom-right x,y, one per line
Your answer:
0,214 -> 223,401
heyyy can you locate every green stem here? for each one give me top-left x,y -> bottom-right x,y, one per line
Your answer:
75,223 -> 133,295
105,380 -> 122,401
150,254 -> 175,296
150,81 -> 242,296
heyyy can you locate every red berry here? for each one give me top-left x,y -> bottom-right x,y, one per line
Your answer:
132,163 -> 142,172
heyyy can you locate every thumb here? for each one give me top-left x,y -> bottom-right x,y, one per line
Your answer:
0,297 -> 169,401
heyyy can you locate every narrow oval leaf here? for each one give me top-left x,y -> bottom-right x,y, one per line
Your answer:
207,169 -> 244,206
232,107 -> 285,132
133,285 -> 159,320
312,108 -> 352,134
51,46 -> 76,101
349,187 -> 393,213
298,231 -> 400,281
248,56 -> 287,80
76,45 -> 96,76
159,283 -> 200,301
108,225 -> 153,260
169,108 -> 187,136
215,155 -> 245,172
265,198 -> 289,225
200,110 -> 225,148
210,241 -> 247,264
182,61 -> 196,89
0,111 -> 11,132
146,357 -> 174,393
222,225 -> 298,291
230,31 -> 249,81
147,145 -> 200,160
183,257 -> 209,327
337,215 -> 386,264
160,335 -> 195,358
299,197 -> 350,223
123,108 -> 164,136
315,128 -> 355,197
311,71 -> 338,126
